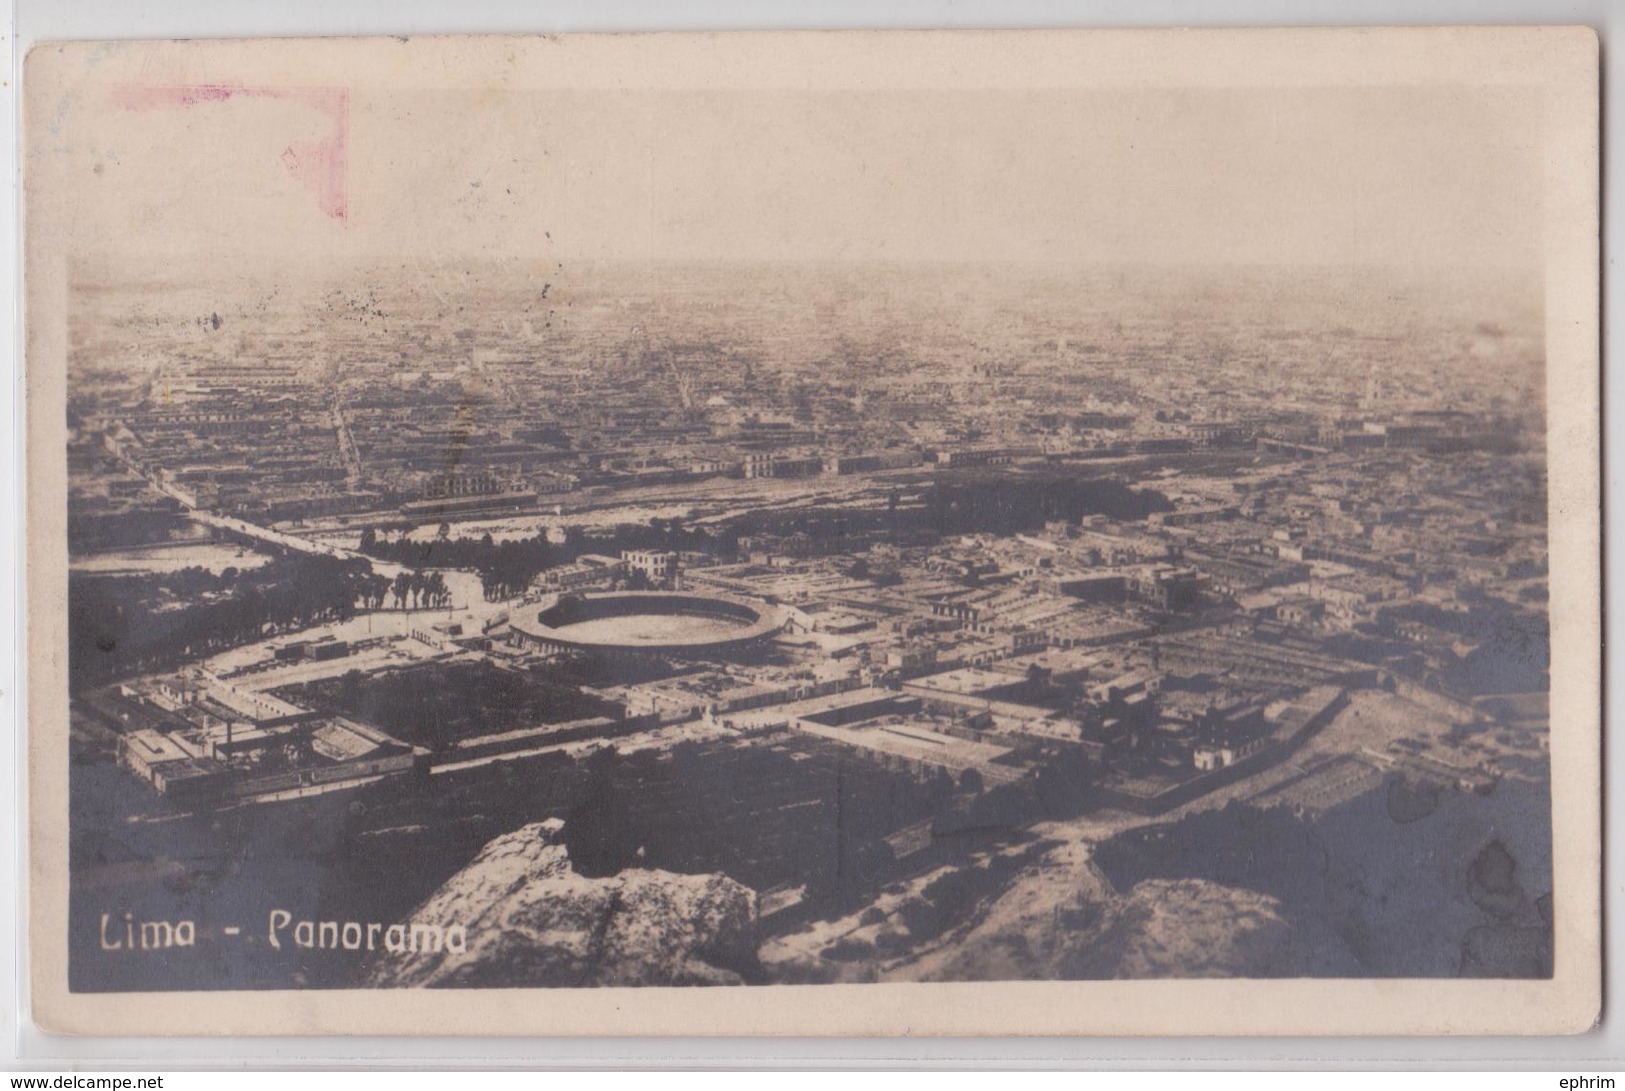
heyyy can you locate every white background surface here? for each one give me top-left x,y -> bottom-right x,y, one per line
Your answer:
3,0 -> 1617,1070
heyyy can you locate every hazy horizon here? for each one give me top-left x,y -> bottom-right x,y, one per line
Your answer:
54,82 -> 1544,280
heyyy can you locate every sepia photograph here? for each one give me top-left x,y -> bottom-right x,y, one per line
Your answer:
23,28 -> 1600,1036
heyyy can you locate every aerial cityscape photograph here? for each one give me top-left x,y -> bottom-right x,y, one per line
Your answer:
61,256 -> 1553,990
45,70 -> 1557,994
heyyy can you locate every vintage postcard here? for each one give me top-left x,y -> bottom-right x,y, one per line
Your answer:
23,28 -> 1600,1036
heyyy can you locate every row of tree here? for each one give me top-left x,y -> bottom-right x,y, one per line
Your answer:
351,471 -> 1165,604
346,569 -> 453,610
359,528 -> 563,601
358,520 -> 741,601
68,553 -> 381,690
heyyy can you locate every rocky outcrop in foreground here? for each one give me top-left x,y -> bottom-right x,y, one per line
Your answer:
367,820 -> 758,988
872,852 -> 1362,983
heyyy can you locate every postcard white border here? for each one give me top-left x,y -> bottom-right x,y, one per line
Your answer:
21,26 -> 1601,1038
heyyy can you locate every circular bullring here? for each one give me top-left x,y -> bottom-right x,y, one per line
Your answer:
511,590 -> 785,657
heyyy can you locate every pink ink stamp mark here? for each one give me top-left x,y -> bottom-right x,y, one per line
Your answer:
113,83 -> 350,223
